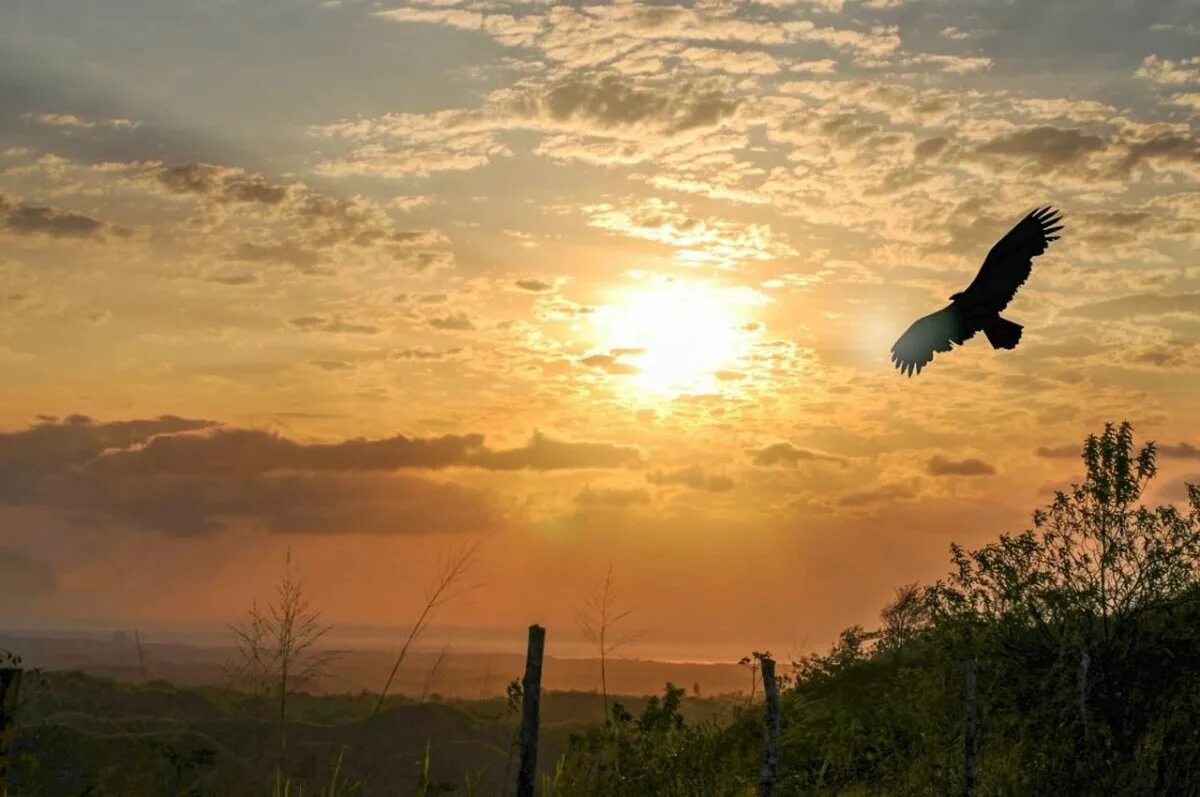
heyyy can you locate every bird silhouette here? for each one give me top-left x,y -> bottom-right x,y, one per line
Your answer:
890,206 -> 1063,376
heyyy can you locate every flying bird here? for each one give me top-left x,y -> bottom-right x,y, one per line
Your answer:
890,206 -> 1063,376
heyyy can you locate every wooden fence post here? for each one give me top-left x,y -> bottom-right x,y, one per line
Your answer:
963,658 -> 977,797
517,625 -> 545,797
0,668 -> 23,797
756,653 -> 780,797
1073,649 -> 1089,785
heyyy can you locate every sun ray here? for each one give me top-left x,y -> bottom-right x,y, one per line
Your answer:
589,277 -> 765,398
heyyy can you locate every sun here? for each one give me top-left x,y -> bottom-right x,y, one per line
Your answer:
590,278 -> 762,397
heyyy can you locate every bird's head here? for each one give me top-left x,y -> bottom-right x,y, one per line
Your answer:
948,291 -> 964,302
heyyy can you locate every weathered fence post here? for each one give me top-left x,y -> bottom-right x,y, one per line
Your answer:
756,653 -> 780,797
517,624 -> 545,797
963,658 -> 977,797
0,667 -> 23,796
1073,648 -> 1090,784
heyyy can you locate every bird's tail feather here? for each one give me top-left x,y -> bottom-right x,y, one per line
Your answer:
983,317 -> 1022,350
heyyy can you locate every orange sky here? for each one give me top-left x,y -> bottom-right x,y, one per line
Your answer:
1,0 -> 1199,661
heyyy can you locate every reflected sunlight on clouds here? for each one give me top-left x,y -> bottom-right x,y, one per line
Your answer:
589,276 -> 768,398
1,0 -> 1198,649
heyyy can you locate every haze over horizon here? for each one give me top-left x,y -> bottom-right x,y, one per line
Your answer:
2,0 -> 1199,662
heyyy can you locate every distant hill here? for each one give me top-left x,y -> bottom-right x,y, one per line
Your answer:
0,632 -> 754,699
3,669 -> 742,796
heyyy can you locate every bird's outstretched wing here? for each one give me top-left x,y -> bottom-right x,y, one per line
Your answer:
961,206 -> 1063,312
890,305 -> 973,377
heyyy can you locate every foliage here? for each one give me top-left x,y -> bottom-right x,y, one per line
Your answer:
228,550 -> 341,786
554,683 -> 755,795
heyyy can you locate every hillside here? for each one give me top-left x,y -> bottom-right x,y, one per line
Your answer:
4,670 -> 742,796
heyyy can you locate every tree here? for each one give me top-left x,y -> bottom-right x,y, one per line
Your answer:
935,422 -> 1200,643
932,421 -> 1200,782
575,564 -> 638,720
878,582 -> 930,653
228,550 -> 339,777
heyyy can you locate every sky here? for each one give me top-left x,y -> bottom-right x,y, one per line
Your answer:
1,0 -> 1199,661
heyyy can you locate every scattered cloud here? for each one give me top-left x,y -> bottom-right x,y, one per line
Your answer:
471,431 -> 642,471
1064,294 -> 1200,321
648,466 -> 734,492
752,442 -> 839,467
1035,444 -> 1081,460
22,112 -> 139,130
575,485 -> 651,508
515,278 -> 555,293
428,312 -> 477,331
926,455 -> 996,477
1136,55 -> 1200,87
290,316 -> 380,335
1160,442 -> 1200,460
581,353 -> 639,375
838,483 -> 917,508
0,192 -> 131,240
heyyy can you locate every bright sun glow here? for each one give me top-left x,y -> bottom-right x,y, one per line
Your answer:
591,279 -> 763,397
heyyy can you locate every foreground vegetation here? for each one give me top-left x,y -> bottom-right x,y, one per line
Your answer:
5,422 -> 1200,795
3,672 -> 739,795
557,422 -> 1200,795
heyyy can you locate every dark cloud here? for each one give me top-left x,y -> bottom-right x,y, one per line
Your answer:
151,163 -> 289,206
1063,293 -> 1200,321
0,192 -> 130,240
927,455 -> 996,477
471,431 -> 642,471
976,126 -> 1105,169
580,353 -> 639,375
914,136 -> 950,159
647,466 -> 734,492
87,427 -> 486,476
48,423 -> 637,477
1130,342 -> 1197,369
1035,444 -> 1080,459
231,242 -> 320,271
511,72 -> 740,135
393,347 -> 463,361
142,163 -> 452,270
290,315 -> 325,331
290,316 -> 380,334
0,417 -> 639,534
515,279 -> 554,292
207,273 -> 258,286
0,415 -> 217,504
324,319 -> 380,334
428,313 -> 476,331
752,442 -> 838,467
1119,132 -> 1200,176
1160,442 -> 1200,459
